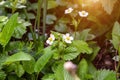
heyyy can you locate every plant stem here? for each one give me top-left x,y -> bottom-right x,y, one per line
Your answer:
37,0 -> 43,32
43,0 -> 48,40
23,9 -> 37,43
2,47 -> 5,54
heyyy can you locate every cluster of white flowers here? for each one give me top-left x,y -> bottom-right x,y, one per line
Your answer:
46,33 -> 74,45
64,7 -> 89,17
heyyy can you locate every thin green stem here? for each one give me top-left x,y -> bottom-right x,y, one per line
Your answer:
43,0 -> 48,40
37,0 -> 43,31
2,47 -> 5,54
23,9 -> 37,43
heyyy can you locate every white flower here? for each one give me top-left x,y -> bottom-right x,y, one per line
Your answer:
46,34 -> 55,45
65,7 -> 73,14
63,33 -> 74,43
78,11 -> 89,17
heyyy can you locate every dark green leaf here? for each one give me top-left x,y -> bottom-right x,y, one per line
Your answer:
0,70 -> 6,80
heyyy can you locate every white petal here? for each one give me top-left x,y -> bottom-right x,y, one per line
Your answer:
49,41 -> 53,45
50,34 -> 55,40
63,35 -> 66,39
65,8 -> 73,14
66,33 -> 70,36
70,37 -> 74,40
65,39 -> 72,43
78,11 -> 89,17
46,40 -> 50,44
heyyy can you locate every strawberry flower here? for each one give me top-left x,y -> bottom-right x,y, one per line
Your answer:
46,34 -> 55,45
78,10 -> 89,17
65,7 -> 73,14
63,33 -> 74,43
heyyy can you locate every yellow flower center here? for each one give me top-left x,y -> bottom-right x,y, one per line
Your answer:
66,37 -> 70,40
48,37 -> 53,41
81,11 -> 86,15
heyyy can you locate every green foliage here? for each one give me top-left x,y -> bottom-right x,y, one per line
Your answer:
93,69 -> 116,80
0,13 -> 18,47
63,46 -> 80,60
14,63 -> 25,77
112,21 -> 120,50
0,0 -> 119,79
13,21 -> 31,39
55,63 -> 64,80
77,58 -> 88,80
0,70 -> 6,80
42,74 -> 55,80
4,52 -> 32,65
72,40 -> 93,54
64,69 -> 74,80
34,47 -> 54,73
46,14 -> 57,25
22,58 -> 35,74
54,22 -> 67,33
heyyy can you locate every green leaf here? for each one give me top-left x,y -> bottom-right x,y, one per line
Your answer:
88,42 -> 100,61
42,74 -> 55,80
93,69 -> 116,80
15,63 -> 25,77
79,29 -> 91,41
54,23 -> 67,33
64,69 -> 74,80
72,40 -> 92,54
46,14 -> 57,25
0,13 -> 18,47
22,58 -> 35,74
0,54 -> 7,69
12,22 -> 29,39
64,46 -> 78,53
63,52 -> 80,60
47,0 -> 58,9
34,47 -> 53,73
27,13 -> 35,19
112,21 -> 120,50
77,58 -> 88,80
100,0 -> 117,14
4,52 -> 32,65
55,63 -> 64,80
0,70 -> 6,80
